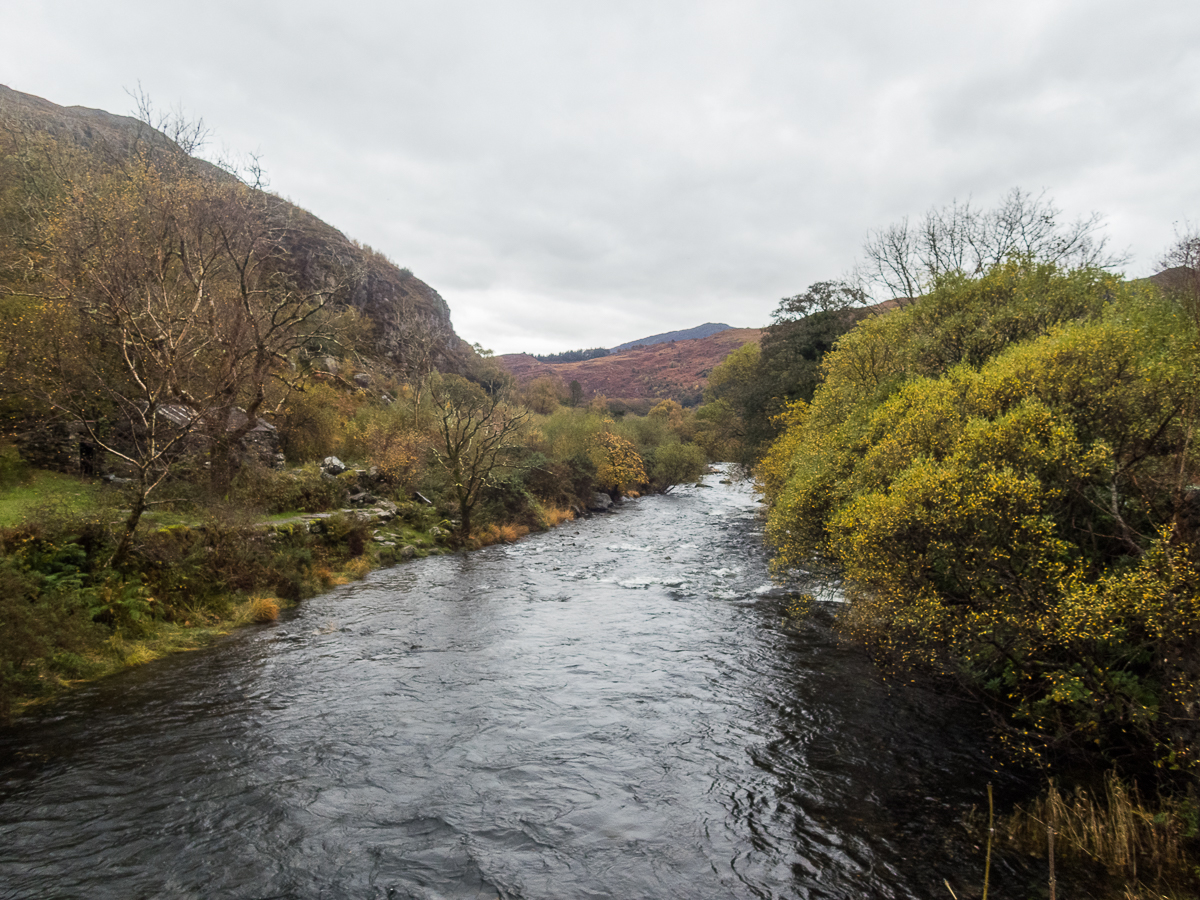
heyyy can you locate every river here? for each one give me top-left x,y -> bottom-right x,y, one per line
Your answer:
0,468 -> 1030,899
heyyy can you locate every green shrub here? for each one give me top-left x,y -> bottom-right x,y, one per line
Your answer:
647,441 -> 708,491
232,463 -> 346,513
0,555 -> 102,717
0,443 -> 30,489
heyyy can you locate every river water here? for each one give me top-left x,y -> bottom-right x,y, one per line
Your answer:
0,469 -> 1028,899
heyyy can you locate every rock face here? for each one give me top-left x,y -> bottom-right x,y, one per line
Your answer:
0,83 -> 473,378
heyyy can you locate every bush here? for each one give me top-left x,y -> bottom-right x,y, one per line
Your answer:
647,441 -> 707,491
279,382 -> 351,462
232,463 -> 346,514
760,262 -> 1200,773
0,554 -> 102,717
479,474 -> 542,529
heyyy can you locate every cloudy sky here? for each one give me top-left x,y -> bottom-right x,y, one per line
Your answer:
5,1 -> 1200,353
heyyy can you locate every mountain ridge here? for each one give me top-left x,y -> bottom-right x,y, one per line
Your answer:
609,322 -> 733,352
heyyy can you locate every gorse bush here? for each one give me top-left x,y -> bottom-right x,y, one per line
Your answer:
759,261 -> 1200,774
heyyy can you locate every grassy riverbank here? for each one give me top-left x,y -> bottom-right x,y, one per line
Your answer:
0,457 -> 594,719
0,373 -> 716,720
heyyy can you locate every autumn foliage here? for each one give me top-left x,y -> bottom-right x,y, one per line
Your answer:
758,260 -> 1200,776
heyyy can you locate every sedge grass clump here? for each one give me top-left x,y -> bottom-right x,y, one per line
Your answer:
233,596 -> 281,625
541,505 -> 576,528
470,524 -> 502,548
1002,772 -> 1199,893
498,523 -> 529,543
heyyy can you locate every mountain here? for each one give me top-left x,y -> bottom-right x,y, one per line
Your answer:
0,84 -> 471,375
610,322 -> 732,352
497,327 -> 763,406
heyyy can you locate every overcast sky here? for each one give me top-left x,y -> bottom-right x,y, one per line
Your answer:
6,1 -> 1200,353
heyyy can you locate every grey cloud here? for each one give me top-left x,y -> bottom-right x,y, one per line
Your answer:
3,0 -> 1199,353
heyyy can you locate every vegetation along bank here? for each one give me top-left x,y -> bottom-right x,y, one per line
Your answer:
0,89 -> 709,719
713,191 -> 1200,896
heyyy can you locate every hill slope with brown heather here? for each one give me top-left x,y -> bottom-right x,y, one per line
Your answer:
497,327 -> 764,406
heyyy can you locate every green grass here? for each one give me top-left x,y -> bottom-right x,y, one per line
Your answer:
0,470 -> 106,528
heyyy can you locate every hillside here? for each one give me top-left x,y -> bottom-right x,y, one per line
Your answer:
497,327 -> 763,406
0,84 -> 471,376
610,322 -> 732,352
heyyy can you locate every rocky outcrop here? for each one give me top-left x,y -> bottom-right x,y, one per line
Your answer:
0,84 -> 474,378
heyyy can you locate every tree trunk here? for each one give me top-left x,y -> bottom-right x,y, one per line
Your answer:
110,484 -> 148,567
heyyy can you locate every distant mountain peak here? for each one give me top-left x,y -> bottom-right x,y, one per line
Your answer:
610,323 -> 733,352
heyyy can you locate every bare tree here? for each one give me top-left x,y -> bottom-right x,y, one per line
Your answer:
23,118 -> 350,562
425,373 -> 529,545
859,189 -> 1126,302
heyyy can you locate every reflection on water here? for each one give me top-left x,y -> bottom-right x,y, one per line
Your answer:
0,468 -> 1029,898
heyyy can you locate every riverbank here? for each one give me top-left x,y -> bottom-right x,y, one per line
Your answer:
0,468 -> 601,720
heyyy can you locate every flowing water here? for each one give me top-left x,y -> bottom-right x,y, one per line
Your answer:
0,469 -> 1029,899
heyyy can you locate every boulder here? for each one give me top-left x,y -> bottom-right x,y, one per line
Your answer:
587,492 -> 614,512
321,456 -> 347,476
353,372 -> 373,388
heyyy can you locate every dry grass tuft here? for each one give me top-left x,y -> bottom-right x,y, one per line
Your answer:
497,523 -> 529,543
472,523 -> 531,547
1002,771 -> 1198,891
542,506 -> 576,527
234,596 -> 281,624
117,640 -> 158,667
343,557 -> 371,580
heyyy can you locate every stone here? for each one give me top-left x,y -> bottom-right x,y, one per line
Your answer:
587,492 -> 613,512
321,456 -> 347,476
399,545 -> 417,560
353,372 -> 373,388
